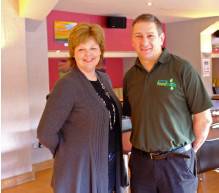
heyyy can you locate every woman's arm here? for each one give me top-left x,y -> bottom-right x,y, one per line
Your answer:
37,78 -> 75,155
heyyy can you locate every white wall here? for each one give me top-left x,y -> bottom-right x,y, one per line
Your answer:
1,0 -> 52,179
1,0 -> 32,179
166,16 -> 219,95
26,19 -> 49,132
25,19 -> 52,164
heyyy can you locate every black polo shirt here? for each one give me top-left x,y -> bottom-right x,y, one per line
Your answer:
123,48 -> 212,152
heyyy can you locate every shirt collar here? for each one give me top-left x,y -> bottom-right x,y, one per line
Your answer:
158,48 -> 170,64
135,48 -> 170,70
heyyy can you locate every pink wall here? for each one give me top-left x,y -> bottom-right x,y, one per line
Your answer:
47,10 -> 133,51
47,10 -> 166,90
105,58 -> 123,87
47,10 -> 133,90
48,58 -> 59,90
48,58 -> 124,90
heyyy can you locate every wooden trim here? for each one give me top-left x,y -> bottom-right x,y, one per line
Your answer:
212,53 -> 219,58
1,160 -> 54,190
1,171 -> 35,189
32,159 -> 54,172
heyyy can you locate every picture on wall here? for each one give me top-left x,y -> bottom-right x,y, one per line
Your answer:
54,21 -> 77,41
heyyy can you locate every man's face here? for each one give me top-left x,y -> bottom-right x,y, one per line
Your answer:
58,59 -> 71,73
132,21 -> 164,62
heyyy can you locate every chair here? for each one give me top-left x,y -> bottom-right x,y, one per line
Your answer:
196,138 -> 219,174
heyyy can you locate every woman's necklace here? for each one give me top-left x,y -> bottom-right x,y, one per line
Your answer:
97,78 -> 116,130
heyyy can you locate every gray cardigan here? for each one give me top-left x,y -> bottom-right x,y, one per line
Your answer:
37,67 -> 128,193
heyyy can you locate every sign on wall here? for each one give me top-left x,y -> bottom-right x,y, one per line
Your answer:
54,21 -> 77,41
202,58 -> 211,77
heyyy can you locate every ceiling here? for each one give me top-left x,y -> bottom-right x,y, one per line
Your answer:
54,0 -> 219,23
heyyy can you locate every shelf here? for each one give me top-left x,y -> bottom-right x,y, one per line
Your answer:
48,50 -> 137,58
104,51 -> 137,58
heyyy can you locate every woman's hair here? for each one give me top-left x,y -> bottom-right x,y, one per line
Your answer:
68,23 -> 105,68
132,14 -> 163,35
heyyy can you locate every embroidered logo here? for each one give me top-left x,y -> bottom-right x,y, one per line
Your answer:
157,78 -> 176,90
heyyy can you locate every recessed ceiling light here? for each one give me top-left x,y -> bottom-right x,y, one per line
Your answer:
147,2 -> 152,6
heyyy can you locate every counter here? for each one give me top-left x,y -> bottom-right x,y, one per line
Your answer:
212,94 -> 219,100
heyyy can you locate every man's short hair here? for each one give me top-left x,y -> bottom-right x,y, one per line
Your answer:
132,14 -> 163,35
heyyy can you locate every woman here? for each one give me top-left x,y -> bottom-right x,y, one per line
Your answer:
37,23 -> 128,193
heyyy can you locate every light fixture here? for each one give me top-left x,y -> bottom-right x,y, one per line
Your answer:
147,2 -> 152,6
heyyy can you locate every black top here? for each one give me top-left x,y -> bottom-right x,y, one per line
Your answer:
90,79 -> 119,153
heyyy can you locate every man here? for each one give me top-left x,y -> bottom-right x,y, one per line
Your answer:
58,58 -> 72,79
123,14 -> 213,193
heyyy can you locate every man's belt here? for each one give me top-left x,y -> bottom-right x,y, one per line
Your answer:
132,144 -> 192,160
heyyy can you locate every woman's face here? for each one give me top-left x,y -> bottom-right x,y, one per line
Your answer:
74,37 -> 101,74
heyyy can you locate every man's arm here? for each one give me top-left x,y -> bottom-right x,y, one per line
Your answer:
192,109 -> 212,152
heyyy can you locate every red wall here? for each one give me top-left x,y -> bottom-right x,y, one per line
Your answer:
105,58 -> 124,87
48,58 -> 59,90
47,10 -> 133,51
48,58 -> 124,90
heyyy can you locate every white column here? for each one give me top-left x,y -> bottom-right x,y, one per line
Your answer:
25,18 -> 52,164
1,0 -> 32,179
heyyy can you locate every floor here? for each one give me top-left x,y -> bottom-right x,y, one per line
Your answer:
2,169 -> 219,193
198,171 -> 219,193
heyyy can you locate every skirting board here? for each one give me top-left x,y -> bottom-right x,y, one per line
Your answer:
1,171 -> 35,190
32,159 -> 54,172
1,159 -> 54,189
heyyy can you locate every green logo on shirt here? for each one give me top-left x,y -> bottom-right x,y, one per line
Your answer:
157,78 -> 176,90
